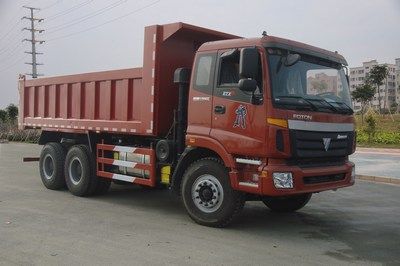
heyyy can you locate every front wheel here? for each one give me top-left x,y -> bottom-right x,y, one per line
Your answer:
262,193 -> 312,213
181,158 -> 245,227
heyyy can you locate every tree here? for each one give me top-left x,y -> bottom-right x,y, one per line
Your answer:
311,80 -> 328,93
366,65 -> 388,114
364,108 -> 377,142
5,104 -> 18,126
0,110 -> 7,124
398,85 -> 400,114
351,83 -> 375,126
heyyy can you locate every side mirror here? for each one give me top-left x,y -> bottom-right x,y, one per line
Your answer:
239,48 -> 259,79
238,79 -> 257,92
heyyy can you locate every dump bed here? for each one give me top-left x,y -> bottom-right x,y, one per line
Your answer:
18,22 -> 239,136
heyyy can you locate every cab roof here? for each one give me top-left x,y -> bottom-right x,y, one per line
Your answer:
198,35 -> 347,66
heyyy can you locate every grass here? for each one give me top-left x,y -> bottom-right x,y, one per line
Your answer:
355,113 -> 400,132
355,113 -> 400,149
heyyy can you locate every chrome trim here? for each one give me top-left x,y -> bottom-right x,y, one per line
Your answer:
238,181 -> 259,188
288,120 -> 354,132
235,158 -> 262,166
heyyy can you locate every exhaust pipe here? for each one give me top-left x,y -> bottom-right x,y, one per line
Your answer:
173,68 -> 191,155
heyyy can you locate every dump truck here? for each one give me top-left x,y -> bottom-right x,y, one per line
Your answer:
19,22 -> 356,227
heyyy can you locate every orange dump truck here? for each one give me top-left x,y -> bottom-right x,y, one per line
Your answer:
19,22 -> 355,227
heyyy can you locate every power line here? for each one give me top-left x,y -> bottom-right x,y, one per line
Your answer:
0,1 -> 39,50
0,0 -> 39,38
0,54 -> 28,73
46,0 -> 127,34
40,0 -> 62,11
0,20 -> 22,44
0,42 -> 24,62
47,0 -> 161,42
0,31 -> 25,55
0,6 -> 26,45
45,0 -> 94,21
0,1 -> 39,52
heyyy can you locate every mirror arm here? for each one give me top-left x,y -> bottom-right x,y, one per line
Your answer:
251,90 -> 263,105
344,65 -> 350,85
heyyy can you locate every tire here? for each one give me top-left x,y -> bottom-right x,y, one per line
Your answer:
181,157 -> 245,228
64,145 -> 98,197
39,142 -> 66,190
262,193 -> 312,213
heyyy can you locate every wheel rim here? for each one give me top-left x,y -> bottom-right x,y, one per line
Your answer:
43,154 -> 54,180
191,174 -> 224,213
69,157 -> 83,185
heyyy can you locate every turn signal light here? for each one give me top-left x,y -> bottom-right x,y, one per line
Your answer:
267,118 -> 288,128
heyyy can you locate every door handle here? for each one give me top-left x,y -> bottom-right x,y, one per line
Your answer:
214,105 -> 226,114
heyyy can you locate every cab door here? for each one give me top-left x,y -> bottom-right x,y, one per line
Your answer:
210,48 -> 266,157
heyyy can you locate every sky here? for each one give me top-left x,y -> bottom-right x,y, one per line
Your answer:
0,0 -> 399,108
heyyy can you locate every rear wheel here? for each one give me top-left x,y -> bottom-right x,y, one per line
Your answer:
181,158 -> 245,227
64,145 -> 98,197
39,143 -> 66,190
262,193 -> 312,212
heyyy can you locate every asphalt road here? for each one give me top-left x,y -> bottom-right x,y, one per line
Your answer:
1,143 -> 400,265
350,149 -> 400,179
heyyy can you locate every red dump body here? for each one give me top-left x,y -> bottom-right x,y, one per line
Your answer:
18,22 -> 239,136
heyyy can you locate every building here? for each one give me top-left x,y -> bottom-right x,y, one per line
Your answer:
350,59 -> 398,112
396,58 -> 400,108
307,72 -> 338,95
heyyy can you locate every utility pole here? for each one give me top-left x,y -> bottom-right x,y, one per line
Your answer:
22,6 -> 44,78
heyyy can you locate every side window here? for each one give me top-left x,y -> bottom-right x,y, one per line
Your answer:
219,50 -> 240,86
193,53 -> 216,94
216,48 -> 263,102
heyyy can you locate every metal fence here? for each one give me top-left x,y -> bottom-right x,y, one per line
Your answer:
0,129 -> 40,143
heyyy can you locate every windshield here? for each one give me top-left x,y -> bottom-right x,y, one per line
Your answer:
267,48 -> 353,114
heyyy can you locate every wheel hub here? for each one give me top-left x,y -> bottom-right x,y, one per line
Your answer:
192,175 -> 224,213
43,154 -> 54,180
69,157 -> 83,185
199,186 -> 213,201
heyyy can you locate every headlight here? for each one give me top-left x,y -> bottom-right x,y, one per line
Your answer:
351,166 -> 356,182
273,172 -> 293,189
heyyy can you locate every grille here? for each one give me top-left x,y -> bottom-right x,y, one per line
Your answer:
290,130 -> 354,158
303,173 -> 346,184
287,157 -> 347,168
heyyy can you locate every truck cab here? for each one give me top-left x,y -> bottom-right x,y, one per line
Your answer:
176,34 -> 355,224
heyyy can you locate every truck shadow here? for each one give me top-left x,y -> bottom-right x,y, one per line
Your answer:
92,185 -> 349,231
91,185 -> 400,265
91,184 -> 186,217
92,184 -> 353,234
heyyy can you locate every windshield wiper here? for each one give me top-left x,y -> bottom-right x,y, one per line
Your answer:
312,95 -> 354,115
275,95 -> 318,111
309,97 -> 340,113
276,95 -> 354,115
332,101 -> 354,114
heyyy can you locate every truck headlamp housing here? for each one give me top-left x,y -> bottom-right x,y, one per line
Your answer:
273,172 -> 293,189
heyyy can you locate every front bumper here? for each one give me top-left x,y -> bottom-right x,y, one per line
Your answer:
230,161 -> 355,196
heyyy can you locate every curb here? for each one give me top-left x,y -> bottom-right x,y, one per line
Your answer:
356,147 -> 400,154
357,175 -> 400,185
